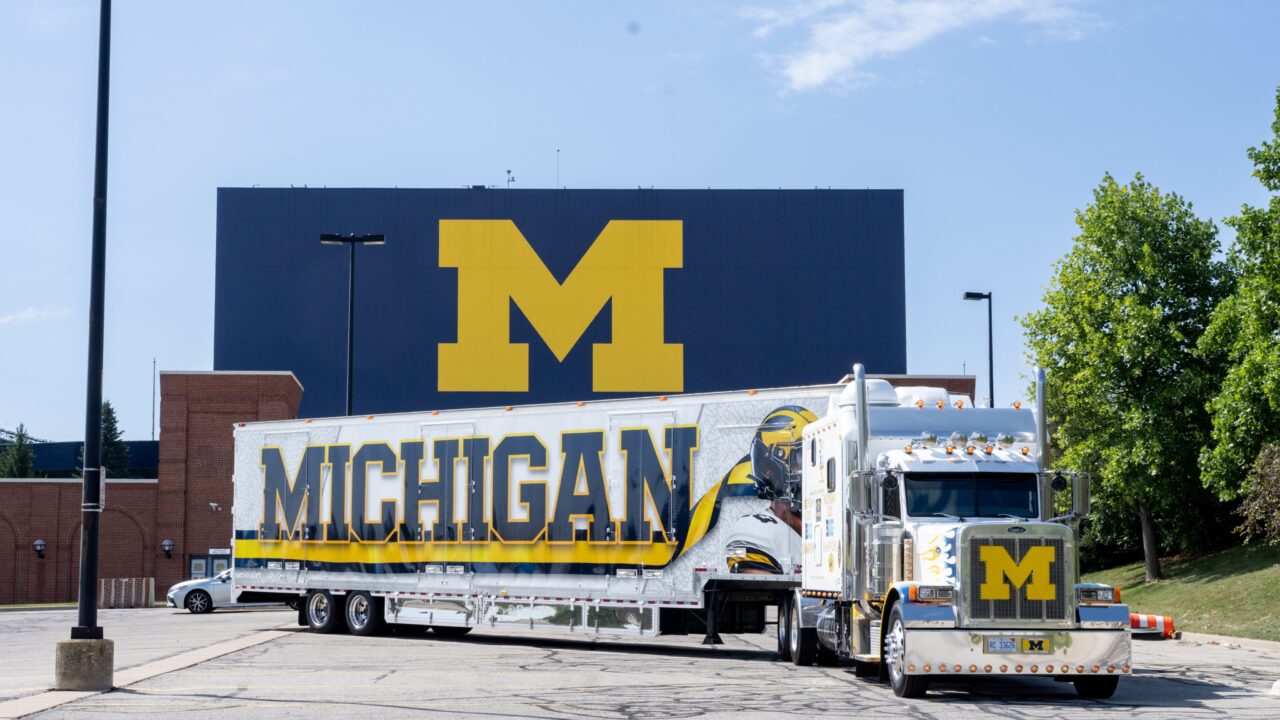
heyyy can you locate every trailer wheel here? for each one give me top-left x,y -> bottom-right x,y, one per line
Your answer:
1073,676 -> 1119,699
777,597 -> 793,661
344,591 -> 385,636
431,626 -> 473,638
789,602 -> 817,666
306,590 -> 346,634
884,606 -> 929,698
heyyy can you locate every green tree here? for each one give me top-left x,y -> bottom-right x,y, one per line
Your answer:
79,401 -> 130,478
0,424 -> 35,478
101,401 -> 130,478
1200,87 -> 1280,505
1236,444 -> 1280,544
1022,173 -> 1232,581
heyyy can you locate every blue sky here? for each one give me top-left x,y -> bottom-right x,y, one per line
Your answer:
1,0 -> 1277,442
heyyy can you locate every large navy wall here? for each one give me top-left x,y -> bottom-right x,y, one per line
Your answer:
214,188 -> 905,419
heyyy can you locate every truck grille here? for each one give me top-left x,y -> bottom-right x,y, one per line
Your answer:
966,537 -> 1067,623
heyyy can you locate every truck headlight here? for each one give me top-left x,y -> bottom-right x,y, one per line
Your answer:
1076,585 -> 1120,605
908,585 -> 954,603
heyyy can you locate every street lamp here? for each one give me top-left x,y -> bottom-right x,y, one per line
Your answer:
33,539 -> 46,559
963,291 -> 994,407
160,539 -> 174,559
321,233 -> 386,416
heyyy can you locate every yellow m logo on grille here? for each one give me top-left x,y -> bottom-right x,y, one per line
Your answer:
438,220 -> 683,393
978,545 -> 1056,601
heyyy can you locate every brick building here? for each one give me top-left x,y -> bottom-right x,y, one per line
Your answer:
0,372 -> 301,605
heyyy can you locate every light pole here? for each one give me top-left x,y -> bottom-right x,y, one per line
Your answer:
75,0 -> 113,643
321,233 -> 385,416
963,291 -> 994,407
57,0 -> 114,693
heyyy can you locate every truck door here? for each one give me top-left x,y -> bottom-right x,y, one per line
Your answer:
801,426 -> 844,593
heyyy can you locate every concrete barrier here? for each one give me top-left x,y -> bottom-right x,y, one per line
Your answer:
98,578 -> 154,609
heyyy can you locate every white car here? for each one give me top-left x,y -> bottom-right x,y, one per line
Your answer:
167,570 -> 304,614
167,569 -> 234,613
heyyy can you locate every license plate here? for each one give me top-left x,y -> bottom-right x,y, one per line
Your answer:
984,636 -> 1017,654
1020,637 -> 1052,653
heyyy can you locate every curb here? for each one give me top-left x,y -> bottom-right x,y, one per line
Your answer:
0,604 -> 168,614
0,624 -> 293,719
1177,631 -> 1280,653
0,605 -> 79,614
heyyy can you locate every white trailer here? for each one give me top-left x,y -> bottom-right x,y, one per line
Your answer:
231,366 -> 1130,699
232,383 -> 832,643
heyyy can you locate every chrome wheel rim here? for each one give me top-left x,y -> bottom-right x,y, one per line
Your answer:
308,593 -> 330,626
188,593 -> 208,612
886,617 -> 906,685
348,595 -> 369,629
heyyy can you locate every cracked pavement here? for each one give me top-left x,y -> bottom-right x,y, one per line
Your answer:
12,610 -> 1280,719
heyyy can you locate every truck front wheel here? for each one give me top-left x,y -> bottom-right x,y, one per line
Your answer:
884,606 -> 929,698
1073,675 -> 1119,699
306,590 -> 346,634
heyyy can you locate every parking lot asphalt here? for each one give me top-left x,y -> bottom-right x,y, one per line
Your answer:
6,609 -> 1277,720
0,606 -> 293,703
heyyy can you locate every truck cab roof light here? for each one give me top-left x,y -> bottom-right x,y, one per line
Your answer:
1021,446 -> 1030,456
936,400 -> 945,409
1013,401 -> 1023,410
904,444 -> 913,454
945,444 -> 955,455
984,445 -> 994,454
954,400 -> 965,409
965,445 -> 976,455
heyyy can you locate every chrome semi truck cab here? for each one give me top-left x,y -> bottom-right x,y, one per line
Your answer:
781,365 -> 1130,699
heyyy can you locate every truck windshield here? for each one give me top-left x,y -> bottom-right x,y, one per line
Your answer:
904,473 -> 1038,519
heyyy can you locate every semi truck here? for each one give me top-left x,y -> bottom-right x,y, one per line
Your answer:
231,365 -> 1129,699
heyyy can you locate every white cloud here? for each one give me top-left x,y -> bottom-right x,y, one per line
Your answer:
743,0 -> 1096,91
0,306 -> 71,326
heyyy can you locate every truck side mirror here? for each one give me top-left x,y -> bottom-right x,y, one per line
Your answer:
1072,474 -> 1091,517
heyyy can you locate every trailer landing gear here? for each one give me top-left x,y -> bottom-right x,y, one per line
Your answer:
702,591 -> 724,645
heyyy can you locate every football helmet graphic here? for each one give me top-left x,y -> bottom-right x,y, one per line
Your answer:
725,513 -> 792,574
748,405 -> 817,509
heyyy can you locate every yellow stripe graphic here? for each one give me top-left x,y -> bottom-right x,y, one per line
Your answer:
236,539 -> 677,566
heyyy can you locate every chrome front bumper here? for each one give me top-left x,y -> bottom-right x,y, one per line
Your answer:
902,628 -> 1130,676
